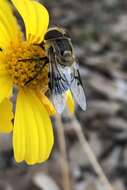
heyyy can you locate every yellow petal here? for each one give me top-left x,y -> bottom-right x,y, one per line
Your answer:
66,90 -> 75,113
0,65 -> 13,102
41,94 -> 56,116
11,0 -> 49,44
36,90 -> 56,116
0,0 -> 21,49
13,88 -> 54,165
0,98 -> 13,133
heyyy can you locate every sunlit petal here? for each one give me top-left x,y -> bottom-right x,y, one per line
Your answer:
0,65 -> 13,102
66,90 -> 75,113
11,0 -> 49,43
0,98 -> 13,133
36,90 -> 56,116
13,88 -> 54,164
0,0 -> 21,49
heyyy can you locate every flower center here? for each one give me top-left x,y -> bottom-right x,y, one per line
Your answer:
4,40 -> 49,92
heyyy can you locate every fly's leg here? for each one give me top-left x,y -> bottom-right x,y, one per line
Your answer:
18,56 -> 49,85
24,58 -> 49,85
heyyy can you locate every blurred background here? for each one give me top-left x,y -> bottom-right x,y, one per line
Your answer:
0,0 -> 127,189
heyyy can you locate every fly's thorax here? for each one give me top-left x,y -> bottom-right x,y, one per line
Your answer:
44,37 -> 74,65
44,27 -> 75,66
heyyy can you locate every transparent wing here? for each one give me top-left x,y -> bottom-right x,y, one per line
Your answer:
48,47 -> 86,112
52,93 -> 66,113
48,47 -> 69,113
70,63 -> 86,111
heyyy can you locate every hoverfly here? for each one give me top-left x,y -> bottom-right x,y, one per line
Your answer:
18,27 -> 86,113
43,27 -> 86,113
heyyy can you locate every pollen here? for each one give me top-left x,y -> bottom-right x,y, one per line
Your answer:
3,40 -> 49,92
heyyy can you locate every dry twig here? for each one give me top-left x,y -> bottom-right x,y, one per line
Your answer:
70,114 -> 114,190
55,114 -> 71,190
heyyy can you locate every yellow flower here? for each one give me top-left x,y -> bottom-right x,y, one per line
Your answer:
0,0 -> 74,165
0,0 -> 55,165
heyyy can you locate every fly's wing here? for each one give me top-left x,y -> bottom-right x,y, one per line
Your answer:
70,62 -> 86,111
48,47 -> 69,113
52,93 -> 66,114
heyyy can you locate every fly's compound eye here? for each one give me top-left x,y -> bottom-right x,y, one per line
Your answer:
44,29 -> 63,41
